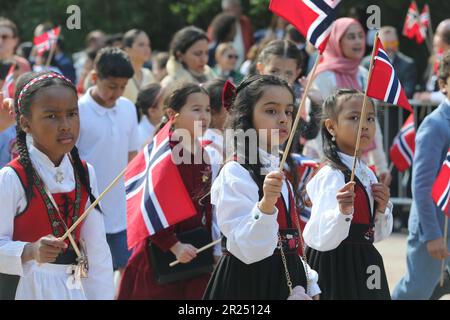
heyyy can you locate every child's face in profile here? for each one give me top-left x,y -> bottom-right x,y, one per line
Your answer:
252,85 -> 294,151
257,56 -> 300,86
327,96 -> 376,156
93,76 -> 129,108
172,92 -> 211,139
20,86 -> 79,165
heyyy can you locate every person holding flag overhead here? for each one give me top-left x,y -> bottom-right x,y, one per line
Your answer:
118,83 -> 218,300
393,51 -> 450,300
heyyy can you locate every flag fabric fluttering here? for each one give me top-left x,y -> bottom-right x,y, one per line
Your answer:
366,37 -> 413,112
402,1 -> 420,40
417,4 -> 430,44
2,63 -> 15,99
33,26 -> 61,56
124,120 -> 197,249
432,149 -> 450,216
389,114 -> 415,172
269,0 -> 342,53
431,148 -> 450,216
283,153 -> 319,229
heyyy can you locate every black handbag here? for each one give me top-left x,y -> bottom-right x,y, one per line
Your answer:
148,227 -> 214,284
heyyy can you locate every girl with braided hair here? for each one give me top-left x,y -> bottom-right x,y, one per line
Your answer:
0,71 -> 114,300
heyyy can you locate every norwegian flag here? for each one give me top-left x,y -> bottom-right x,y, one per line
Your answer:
125,120 -> 197,249
33,26 -> 61,56
402,1 -> 420,40
283,153 -> 318,228
2,63 -> 15,99
417,4 -> 430,44
390,114 -> 415,172
366,37 -> 413,112
432,149 -> 450,216
291,153 -> 319,192
269,0 -> 342,53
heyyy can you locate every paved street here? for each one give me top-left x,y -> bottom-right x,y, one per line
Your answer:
374,231 -> 450,299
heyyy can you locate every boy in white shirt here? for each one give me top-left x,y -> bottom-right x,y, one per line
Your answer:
76,47 -> 140,278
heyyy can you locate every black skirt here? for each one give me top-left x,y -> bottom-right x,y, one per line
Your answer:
203,251 -> 308,300
306,240 -> 391,300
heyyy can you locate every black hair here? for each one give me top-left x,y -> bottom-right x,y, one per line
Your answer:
321,88 -> 375,170
135,83 -> 162,122
0,60 -> 17,80
285,25 -> 306,44
257,39 -> 303,69
202,78 -> 226,115
210,13 -> 237,43
154,82 -> 209,134
13,71 -> 100,211
105,33 -> 123,47
94,47 -> 134,79
228,74 -> 296,191
122,29 -> 148,49
170,26 -> 209,60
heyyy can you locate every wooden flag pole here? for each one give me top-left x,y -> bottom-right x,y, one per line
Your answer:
169,238 -> 222,267
350,32 -> 379,182
440,216 -> 448,287
45,31 -> 59,68
279,53 -> 321,171
59,167 -> 127,241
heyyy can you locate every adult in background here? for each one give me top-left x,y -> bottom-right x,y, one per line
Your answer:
0,17 -> 31,75
122,29 -> 155,104
161,26 -> 216,89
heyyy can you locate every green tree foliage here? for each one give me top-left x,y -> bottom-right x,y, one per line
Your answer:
1,0 -> 448,77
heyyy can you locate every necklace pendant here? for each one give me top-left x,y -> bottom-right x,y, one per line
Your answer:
202,215 -> 207,226
55,170 -> 64,184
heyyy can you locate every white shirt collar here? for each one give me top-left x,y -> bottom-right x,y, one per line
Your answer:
337,151 -> 373,186
28,143 -> 75,191
29,143 -> 71,170
86,88 -> 116,116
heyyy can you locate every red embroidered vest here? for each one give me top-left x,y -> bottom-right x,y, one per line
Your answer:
8,158 -> 89,245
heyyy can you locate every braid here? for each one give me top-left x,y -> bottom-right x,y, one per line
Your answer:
70,146 -> 102,212
15,128 -> 35,202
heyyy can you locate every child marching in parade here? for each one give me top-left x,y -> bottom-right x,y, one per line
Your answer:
0,71 -> 114,299
204,75 -> 320,300
118,82 -> 219,299
304,89 -> 393,299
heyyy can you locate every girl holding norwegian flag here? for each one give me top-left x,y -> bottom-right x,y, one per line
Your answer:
118,83 -> 219,300
303,89 -> 393,300
0,71 -> 113,299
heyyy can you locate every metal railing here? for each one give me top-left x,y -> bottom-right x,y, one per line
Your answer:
379,99 -> 440,210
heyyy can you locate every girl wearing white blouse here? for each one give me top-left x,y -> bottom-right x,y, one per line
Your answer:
303,89 -> 393,299
0,71 -> 114,300
203,75 -> 320,300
